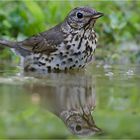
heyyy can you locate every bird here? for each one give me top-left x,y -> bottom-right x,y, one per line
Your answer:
0,7 -> 103,72
25,71 -> 101,136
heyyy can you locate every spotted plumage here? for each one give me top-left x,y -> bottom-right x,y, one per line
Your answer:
0,7 -> 103,72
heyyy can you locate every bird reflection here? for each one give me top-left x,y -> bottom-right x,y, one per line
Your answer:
24,71 -> 101,136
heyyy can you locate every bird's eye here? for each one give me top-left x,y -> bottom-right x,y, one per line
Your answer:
75,125 -> 82,131
77,12 -> 83,19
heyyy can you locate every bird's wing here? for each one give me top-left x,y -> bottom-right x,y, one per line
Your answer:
19,24 -> 64,54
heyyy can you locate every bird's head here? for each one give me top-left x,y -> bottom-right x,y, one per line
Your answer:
65,7 -> 103,29
61,110 -> 101,136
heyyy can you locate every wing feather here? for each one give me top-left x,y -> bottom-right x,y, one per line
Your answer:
19,23 -> 64,54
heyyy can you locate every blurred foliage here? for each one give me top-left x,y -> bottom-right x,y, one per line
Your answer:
0,0 -> 140,63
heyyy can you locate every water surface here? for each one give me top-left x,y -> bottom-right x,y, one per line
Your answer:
0,61 -> 139,139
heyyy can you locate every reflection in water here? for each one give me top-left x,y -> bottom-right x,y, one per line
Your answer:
24,71 -> 101,136
0,62 -> 139,138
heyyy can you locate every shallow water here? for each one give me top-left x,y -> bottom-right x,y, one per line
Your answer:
0,61 -> 140,139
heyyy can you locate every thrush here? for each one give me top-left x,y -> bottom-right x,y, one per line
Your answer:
25,71 -> 101,136
0,7 -> 103,72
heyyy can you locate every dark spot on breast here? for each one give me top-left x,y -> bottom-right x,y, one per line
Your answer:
73,51 -> 81,56
85,41 -> 88,47
66,45 -> 71,50
86,45 -> 90,51
90,47 -> 93,52
62,61 -> 66,64
94,32 -> 96,38
84,36 -> 87,40
54,67 -> 61,72
70,36 -> 74,42
59,52 -> 64,59
75,35 -> 79,41
95,40 -> 97,44
68,58 -> 73,62
64,40 -> 68,44
72,32 -> 77,36
47,66 -> 51,72
72,44 -> 75,46
39,62 -> 46,66
45,58 -> 49,61
60,52 -> 63,56
53,53 -> 58,56
34,56 -> 40,60
63,55 -> 67,58
56,64 -> 59,67
69,66 -> 73,69
78,51 -> 81,55
72,64 -> 76,67
82,50 -> 86,53
54,67 -> 59,70
75,60 -> 78,63
73,52 -> 77,56
90,35 -> 94,40
48,59 -> 51,62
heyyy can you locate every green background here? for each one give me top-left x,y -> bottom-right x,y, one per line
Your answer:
0,0 -> 140,64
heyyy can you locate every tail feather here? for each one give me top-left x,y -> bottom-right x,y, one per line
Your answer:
0,39 -> 30,57
0,39 -> 16,48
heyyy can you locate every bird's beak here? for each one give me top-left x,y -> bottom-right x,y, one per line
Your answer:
91,124 -> 102,132
92,12 -> 104,19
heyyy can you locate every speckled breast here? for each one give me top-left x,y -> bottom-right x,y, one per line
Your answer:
24,29 -> 97,72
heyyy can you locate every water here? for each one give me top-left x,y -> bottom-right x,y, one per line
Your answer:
0,61 -> 140,139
